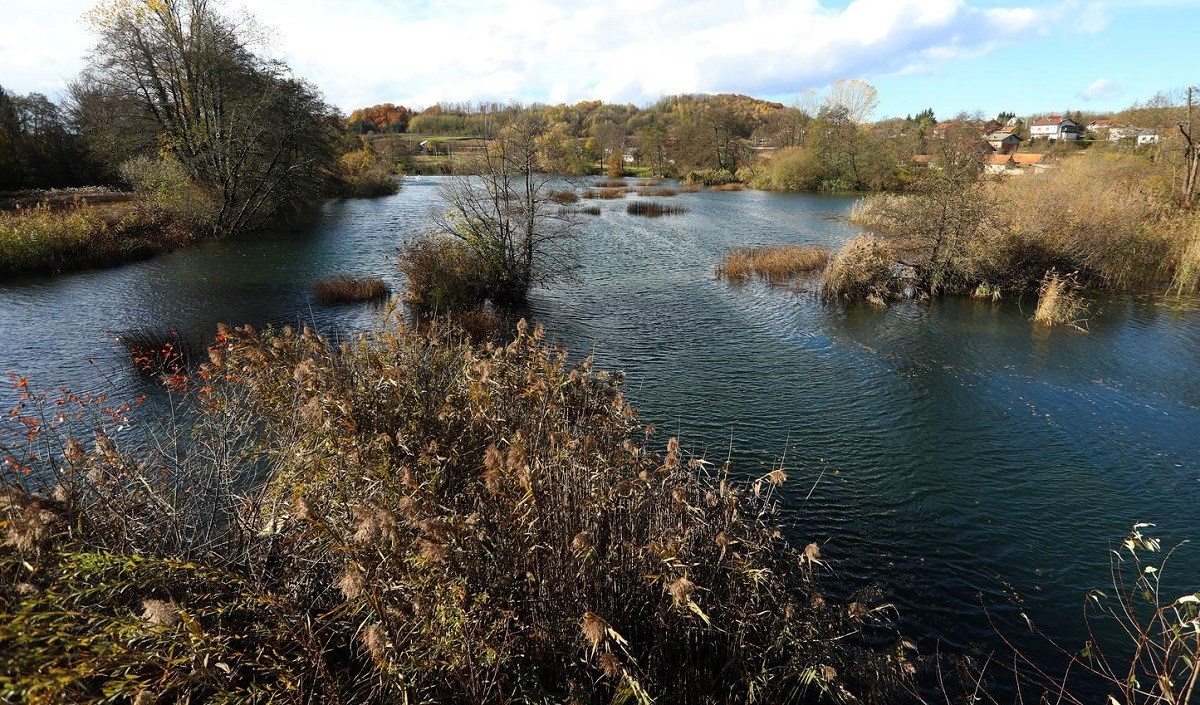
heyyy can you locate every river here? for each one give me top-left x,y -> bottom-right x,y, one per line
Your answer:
2,176 -> 1198,693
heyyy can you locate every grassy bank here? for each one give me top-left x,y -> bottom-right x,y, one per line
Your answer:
0,320 -> 913,703
0,199 -> 200,277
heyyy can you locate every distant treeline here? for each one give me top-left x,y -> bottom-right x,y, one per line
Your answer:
349,82 -> 1193,188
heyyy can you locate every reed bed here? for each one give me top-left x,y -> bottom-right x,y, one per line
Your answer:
548,189 -> 579,204
716,245 -> 831,285
680,183 -> 702,192
708,182 -> 746,192
636,178 -> 662,186
1033,270 -> 1089,329
561,205 -> 601,216
581,187 -> 629,200
593,178 -> 627,188
312,275 -> 392,305
626,201 -> 686,217
0,320 -> 913,704
635,187 -> 678,197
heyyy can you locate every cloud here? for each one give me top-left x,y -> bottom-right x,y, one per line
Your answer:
1078,78 -> 1124,102
0,0 -> 1073,111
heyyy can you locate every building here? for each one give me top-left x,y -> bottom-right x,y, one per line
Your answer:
1029,116 -> 1081,141
1138,133 -> 1161,146
1087,119 -> 1115,132
984,131 -> 1021,154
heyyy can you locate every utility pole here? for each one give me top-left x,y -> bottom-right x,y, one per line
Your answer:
1182,86 -> 1198,207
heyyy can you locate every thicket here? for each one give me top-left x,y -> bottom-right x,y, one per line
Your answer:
832,147 -> 1200,314
0,321 -> 914,704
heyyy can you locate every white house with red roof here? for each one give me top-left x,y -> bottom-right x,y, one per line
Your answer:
1029,116 -> 1081,141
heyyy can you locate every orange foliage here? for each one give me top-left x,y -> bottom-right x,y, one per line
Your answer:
347,103 -> 412,133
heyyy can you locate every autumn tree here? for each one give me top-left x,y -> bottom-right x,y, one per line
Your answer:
431,112 -> 579,304
85,0 -> 340,234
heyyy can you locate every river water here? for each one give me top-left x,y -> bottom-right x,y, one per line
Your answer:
2,177 -> 1198,689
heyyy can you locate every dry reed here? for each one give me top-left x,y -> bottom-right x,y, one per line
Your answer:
1033,269 -> 1088,329
716,245 -> 831,285
635,187 -> 679,197
548,190 -> 579,204
626,201 -> 686,217
312,275 -> 392,305
594,178 -> 627,188
581,187 -> 629,200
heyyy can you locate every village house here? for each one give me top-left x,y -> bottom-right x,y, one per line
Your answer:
1029,116 -> 1081,141
984,131 -> 1021,154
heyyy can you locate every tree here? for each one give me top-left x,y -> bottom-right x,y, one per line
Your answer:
85,0 -> 339,234
1181,86 -> 1199,207
432,112 -> 579,305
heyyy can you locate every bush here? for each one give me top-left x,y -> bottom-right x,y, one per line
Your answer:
0,322 -> 914,704
119,155 -> 219,230
331,146 -> 400,198
683,169 -> 738,187
399,235 -> 498,316
749,147 -> 825,191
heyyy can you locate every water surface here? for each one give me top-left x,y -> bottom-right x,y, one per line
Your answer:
2,178 -> 1197,689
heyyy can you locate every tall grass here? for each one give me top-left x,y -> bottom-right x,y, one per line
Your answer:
821,235 -> 899,306
548,190 -> 580,204
626,201 -> 686,217
0,321 -> 913,703
1032,270 -> 1088,329
312,275 -> 392,305
635,187 -> 679,197
0,201 -> 196,276
716,245 -> 832,285
581,187 -> 629,200
594,178 -> 627,188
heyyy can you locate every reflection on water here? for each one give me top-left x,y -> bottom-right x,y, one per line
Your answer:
2,177 -> 1198,683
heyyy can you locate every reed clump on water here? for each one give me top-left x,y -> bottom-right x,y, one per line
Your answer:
0,319 -> 914,704
581,187 -> 629,200
716,245 -> 832,285
312,275 -> 392,305
626,201 -> 686,217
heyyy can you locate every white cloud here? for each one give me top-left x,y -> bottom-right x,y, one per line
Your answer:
0,0 -> 1069,110
1078,77 -> 1124,101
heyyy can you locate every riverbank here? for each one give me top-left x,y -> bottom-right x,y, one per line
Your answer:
0,197 -> 203,277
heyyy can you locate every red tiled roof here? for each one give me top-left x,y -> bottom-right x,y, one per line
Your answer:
1030,116 -> 1067,127
1011,153 -> 1045,165
984,155 -> 1011,165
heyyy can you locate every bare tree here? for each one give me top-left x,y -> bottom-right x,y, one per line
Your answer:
433,112 -> 579,304
1181,86 -> 1199,207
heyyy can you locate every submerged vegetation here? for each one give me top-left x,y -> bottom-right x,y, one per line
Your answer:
0,320 -> 914,703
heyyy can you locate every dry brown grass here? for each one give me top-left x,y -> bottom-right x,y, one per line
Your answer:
548,190 -> 579,204
581,187 -> 629,200
593,178 -> 627,188
312,275 -> 392,305
821,235 -> 898,305
635,187 -> 679,197
709,183 -> 746,192
1033,269 -> 1089,329
680,184 -> 702,193
636,178 -> 662,186
716,245 -> 832,285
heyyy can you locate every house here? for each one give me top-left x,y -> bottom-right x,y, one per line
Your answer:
1087,119 -> 1115,132
984,131 -> 1021,154
1011,153 -> 1052,173
983,154 -> 1013,175
983,119 -> 1003,134
1028,116 -> 1080,141
1138,133 -> 1161,145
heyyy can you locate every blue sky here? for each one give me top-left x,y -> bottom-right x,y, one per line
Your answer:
1,0 -> 1197,120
